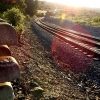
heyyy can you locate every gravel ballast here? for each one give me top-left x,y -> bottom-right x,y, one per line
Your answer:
10,18 -> 100,100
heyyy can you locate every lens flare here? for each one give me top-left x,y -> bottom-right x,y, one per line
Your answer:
51,24 -> 93,73
61,13 -> 66,20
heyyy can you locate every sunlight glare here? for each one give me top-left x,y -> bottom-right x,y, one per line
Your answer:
46,0 -> 100,8
61,13 -> 66,20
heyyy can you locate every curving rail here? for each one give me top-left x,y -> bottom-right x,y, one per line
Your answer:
35,19 -> 100,59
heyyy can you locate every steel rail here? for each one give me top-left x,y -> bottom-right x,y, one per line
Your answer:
39,20 -> 100,49
40,20 -> 100,42
35,19 -> 100,58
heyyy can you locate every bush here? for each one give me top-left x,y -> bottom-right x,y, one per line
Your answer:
3,7 -> 25,42
93,17 -> 100,23
3,7 -> 25,26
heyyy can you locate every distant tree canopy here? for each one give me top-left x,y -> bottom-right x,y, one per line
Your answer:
25,0 -> 38,16
45,11 -> 54,17
0,0 -> 26,13
0,0 -> 17,2
93,17 -> 100,23
0,0 -> 39,42
0,0 -> 39,16
0,1 -> 13,13
14,0 -> 26,13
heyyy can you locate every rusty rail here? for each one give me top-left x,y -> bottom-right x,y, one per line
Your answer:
35,19 -> 100,59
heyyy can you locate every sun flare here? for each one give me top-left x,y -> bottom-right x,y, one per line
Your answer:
61,13 -> 66,20
46,0 -> 100,8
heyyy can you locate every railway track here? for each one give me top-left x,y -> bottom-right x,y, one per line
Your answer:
34,19 -> 100,100
35,19 -> 100,60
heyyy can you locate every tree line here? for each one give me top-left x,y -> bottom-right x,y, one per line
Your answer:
0,0 -> 38,16
0,0 -> 39,42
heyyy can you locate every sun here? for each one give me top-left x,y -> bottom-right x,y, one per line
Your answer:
46,0 -> 100,8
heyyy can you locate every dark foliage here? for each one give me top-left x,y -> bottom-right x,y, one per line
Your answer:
0,0 -> 26,13
25,0 -> 38,16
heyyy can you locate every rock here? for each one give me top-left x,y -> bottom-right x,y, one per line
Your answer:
30,86 -> 44,97
23,62 -> 27,64
18,91 -> 22,94
30,81 -> 39,88
44,93 -> 51,98
28,27 -> 32,29
33,86 -> 44,92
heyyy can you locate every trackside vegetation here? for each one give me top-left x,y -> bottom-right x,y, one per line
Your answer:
3,7 -> 25,42
0,0 -> 39,42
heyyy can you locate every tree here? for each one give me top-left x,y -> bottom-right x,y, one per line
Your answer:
0,0 -> 26,13
25,0 -> 38,16
45,11 -> 54,17
0,0 -> 26,43
14,0 -> 26,13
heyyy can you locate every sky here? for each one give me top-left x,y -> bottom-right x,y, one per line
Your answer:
45,0 -> 100,8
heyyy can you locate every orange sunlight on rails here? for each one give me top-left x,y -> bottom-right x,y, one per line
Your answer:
46,0 -> 100,8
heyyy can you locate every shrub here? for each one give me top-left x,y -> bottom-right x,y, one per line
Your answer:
3,7 -> 25,26
93,17 -> 100,23
3,7 -> 25,42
